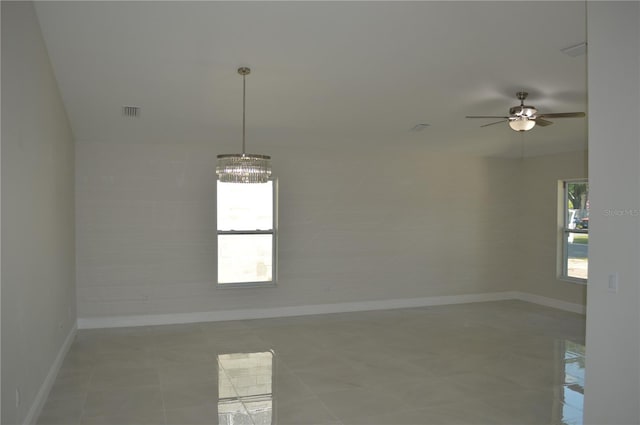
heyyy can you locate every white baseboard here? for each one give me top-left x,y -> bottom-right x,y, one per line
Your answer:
512,291 -> 586,315
23,323 -> 77,425
77,291 -> 585,330
78,291 -> 519,329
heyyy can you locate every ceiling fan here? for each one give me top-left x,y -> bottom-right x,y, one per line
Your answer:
466,91 -> 586,132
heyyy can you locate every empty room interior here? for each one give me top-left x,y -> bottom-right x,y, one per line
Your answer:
1,1 -> 639,425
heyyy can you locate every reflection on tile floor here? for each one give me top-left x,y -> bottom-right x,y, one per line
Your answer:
554,340 -> 585,425
218,351 -> 274,424
37,300 -> 585,425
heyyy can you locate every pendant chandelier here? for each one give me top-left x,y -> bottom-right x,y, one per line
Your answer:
216,67 -> 272,183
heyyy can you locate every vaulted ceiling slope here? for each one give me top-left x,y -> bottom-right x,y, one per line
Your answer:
35,1 -> 587,157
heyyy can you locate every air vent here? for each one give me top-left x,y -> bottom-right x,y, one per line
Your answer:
561,42 -> 587,57
410,123 -> 430,132
122,105 -> 140,117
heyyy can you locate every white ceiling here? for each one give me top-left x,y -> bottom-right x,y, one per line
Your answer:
35,1 -> 588,158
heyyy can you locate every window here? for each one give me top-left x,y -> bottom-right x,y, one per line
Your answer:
560,179 -> 589,282
217,180 -> 276,286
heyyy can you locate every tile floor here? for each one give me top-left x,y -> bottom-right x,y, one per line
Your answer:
36,300 -> 585,425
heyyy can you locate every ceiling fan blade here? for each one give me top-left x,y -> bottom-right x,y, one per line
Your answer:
466,115 -> 510,119
535,118 -> 553,127
480,119 -> 509,128
538,112 -> 586,118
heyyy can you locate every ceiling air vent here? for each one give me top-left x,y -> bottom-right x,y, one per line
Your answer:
561,42 -> 587,57
410,123 -> 430,132
122,105 -> 140,117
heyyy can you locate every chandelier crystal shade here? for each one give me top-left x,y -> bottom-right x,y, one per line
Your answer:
216,154 -> 272,183
216,67 -> 272,183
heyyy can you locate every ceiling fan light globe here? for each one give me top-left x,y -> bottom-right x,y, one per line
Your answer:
509,117 -> 536,132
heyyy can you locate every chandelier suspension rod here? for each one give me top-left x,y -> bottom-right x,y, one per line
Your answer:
215,66 -> 271,184
242,70 -> 246,155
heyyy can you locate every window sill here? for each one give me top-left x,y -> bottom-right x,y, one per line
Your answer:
217,282 -> 277,289
558,276 -> 588,285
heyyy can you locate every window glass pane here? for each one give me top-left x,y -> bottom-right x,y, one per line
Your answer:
566,232 -> 588,280
217,181 -> 273,231
218,234 -> 273,283
566,182 -> 589,229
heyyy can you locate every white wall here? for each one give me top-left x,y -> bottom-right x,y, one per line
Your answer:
1,2 -> 76,424
519,151 -> 587,305
77,137 -> 589,323
584,2 -> 640,424
75,141 -> 521,319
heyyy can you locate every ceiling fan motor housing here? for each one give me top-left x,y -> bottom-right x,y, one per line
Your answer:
509,105 -> 538,118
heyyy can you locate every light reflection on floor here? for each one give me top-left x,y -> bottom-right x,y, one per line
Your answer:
554,340 -> 585,425
218,351 -> 274,425
216,341 -> 586,425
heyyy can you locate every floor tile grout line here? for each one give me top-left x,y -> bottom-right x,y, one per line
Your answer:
76,366 -> 94,425
282,363 -> 345,425
218,357 -> 259,425
156,366 -> 168,425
